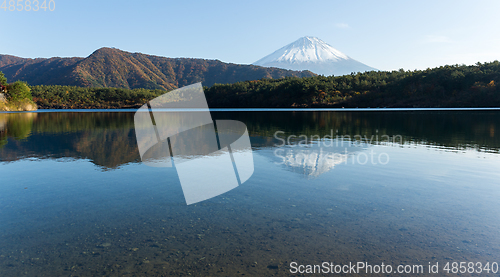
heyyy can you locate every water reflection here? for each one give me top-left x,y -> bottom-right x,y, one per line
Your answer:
268,141 -> 365,178
0,113 -> 37,146
1,111 -> 499,171
0,112 -> 139,168
1,110 -> 500,276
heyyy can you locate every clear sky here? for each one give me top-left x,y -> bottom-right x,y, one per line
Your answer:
2,0 -> 500,71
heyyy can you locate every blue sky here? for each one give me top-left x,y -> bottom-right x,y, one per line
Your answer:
2,0 -> 500,71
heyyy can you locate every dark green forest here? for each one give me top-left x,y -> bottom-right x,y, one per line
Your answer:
30,86 -> 165,109
205,61 -> 500,108
19,61 -> 500,109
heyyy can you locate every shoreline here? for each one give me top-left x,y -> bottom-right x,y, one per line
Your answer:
2,107 -> 500,113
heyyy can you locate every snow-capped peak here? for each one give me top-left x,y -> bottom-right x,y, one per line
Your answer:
254,36 -> 349,65
253,36 -> 377,76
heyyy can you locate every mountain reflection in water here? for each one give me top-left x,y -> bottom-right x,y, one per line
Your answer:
1,110 -> 500,276
1,110 -> 498,171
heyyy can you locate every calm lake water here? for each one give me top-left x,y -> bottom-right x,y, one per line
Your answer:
1,110 -> 499,276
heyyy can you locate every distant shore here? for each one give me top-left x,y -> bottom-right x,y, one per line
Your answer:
1,60 -> 498,111
3,107 -> 500,113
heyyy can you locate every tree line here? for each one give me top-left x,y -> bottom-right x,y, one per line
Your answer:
204,61 -> 500,108
2,61 -> 500,109
30,85 -> 166,109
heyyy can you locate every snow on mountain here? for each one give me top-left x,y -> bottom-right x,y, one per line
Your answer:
254,36 -> 348,64
253,36 -> 377,76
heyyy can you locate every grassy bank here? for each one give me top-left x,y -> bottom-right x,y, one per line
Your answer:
0,99 -> 38,112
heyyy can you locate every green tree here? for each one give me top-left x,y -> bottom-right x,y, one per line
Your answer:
0,71 -> 7,86
6,81 -> 33,101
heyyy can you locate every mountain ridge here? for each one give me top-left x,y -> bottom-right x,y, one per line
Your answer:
0,48 -> 316,90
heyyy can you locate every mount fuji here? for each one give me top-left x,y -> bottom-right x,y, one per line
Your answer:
253,36 -> 377,76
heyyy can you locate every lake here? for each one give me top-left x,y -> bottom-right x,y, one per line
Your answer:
1,110 -> 499,276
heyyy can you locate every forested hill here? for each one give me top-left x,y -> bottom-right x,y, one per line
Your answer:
0,48 -> 315,90
23,61 -> 500,109
3,59 -> 499,109
204,61 -> 500,108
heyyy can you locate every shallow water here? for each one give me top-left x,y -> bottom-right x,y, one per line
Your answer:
1,111 -> 499,276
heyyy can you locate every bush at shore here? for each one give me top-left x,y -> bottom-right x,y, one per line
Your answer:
0,76 -> 38,111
